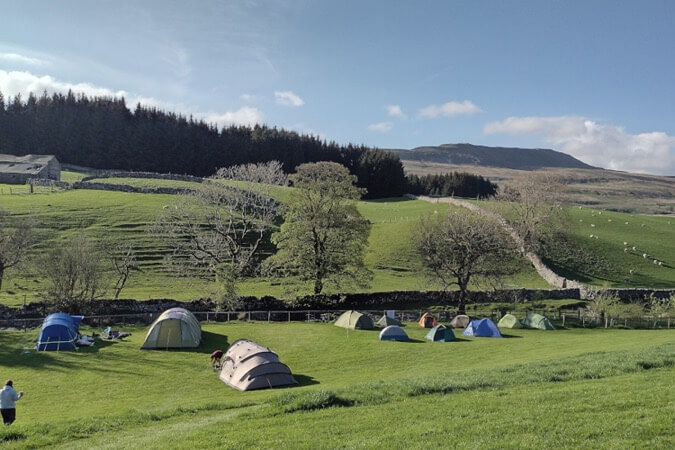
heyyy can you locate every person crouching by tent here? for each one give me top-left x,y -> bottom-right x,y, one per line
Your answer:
0,380 -> 24,426
211,349 -> 224,369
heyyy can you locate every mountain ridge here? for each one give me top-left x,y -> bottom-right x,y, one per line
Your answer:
388,143 -> 596,170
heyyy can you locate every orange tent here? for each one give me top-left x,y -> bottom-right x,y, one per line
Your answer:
418,312 -> 438,328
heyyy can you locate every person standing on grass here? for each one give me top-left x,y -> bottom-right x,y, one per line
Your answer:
0,380 -> 24,426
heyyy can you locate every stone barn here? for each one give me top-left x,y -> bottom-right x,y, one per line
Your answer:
0,154 -> 61,184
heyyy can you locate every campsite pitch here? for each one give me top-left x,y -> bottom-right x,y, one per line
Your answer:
0,322 -> 673,448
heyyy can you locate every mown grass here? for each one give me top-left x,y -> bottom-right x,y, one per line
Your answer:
0,323 -> 672,448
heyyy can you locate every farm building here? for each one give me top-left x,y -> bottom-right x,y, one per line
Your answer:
0,154 -> 61,184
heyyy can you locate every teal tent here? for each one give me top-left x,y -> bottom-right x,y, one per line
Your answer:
522,311 -> 556,330
425,324 -> 455,342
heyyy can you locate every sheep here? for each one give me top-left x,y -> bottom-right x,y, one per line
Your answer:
623,241 -> 628,246
624,248 -> 629,252
590,224 -> 595,227
658,261 -> 663,266
608,219 -> 612,222
625,222 -> 629,225
643,253 -> 648,259
589,234 -> 595,238
653,259 -> 659,265
629,269 -> 634,275
632,246 -> 636,251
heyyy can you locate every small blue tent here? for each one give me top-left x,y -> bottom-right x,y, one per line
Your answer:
36,313 -> 83,351
462,319 -> 502,338
379,325 -> 409,341
425,324 -> 455,342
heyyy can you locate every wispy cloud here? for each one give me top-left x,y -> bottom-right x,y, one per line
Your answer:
203,107 -> 264,127
418,100 -> 482,118
0,52 -> 48,66
0,69 -> 264,128
368,121 -> 394,133
484,115 -> 675,175
386,104 -> 405,118
274,90 -> 304,107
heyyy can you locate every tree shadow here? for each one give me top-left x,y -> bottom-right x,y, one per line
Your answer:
499,334 -> 523,338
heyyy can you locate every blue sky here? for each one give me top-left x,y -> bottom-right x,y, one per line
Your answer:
1,0 -> 674,174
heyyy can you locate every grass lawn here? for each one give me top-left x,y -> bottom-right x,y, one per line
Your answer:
0,322 -> 672,448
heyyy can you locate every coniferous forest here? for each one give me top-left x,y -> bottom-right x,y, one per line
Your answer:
0,90 -> 407,198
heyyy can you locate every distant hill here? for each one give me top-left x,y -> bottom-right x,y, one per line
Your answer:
390,143 -> 596,170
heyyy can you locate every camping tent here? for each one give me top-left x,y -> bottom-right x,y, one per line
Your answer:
522,311 -> 556,330
425,324 -> 455,342
376,315 -> 402,327
417,312 -> 438,328
379,325 -> 409,341
497,314 -> 523,329
449,314 -> 470,329
141,307 -> 202,349
334,310 -> 374,330
36,313 -> 83,351
462,319 -> 502,338
219,339 -> 297,391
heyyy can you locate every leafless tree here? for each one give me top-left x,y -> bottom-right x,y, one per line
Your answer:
414,210 -> 518,312
0,209 -> 34,291
151,161 -> 287,300
497,172 -> 567,252
106,242 -> 138,299
40,233 -> 106,313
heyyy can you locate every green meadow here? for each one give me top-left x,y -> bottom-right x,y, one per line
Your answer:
0,323 -> 673,448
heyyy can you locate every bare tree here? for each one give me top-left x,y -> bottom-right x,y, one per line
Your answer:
106,242 -> 138,300
414,210 -> 518,313
498,172 -> 566,252
0,209 -> 34,291
40,234 -> 106,313
151,161 -> 287,301
586,291 -> 620,328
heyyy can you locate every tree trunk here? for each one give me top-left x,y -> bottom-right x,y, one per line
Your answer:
0,266 -> 3,290
314,278 -> 323,295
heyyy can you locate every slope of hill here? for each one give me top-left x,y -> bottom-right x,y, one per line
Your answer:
403,161 -> 675,215
391,143 -> 596,170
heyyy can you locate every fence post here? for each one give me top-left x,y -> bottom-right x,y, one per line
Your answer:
562,314 -> 565,328
288,311 -> 291,322
268,311 -> 271,323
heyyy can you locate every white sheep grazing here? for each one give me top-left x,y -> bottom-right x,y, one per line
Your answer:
653,260 -> 659,264
590,224 -> 595,227
579,219 -> 583,222
623,242 -> 628,245
625,222 -> 629,225
624,248 -> 629,252
632,246 -> 636,251
658,262 -> 663,266
590,234 -> 594,238
595,235 -> 599,239
629,269 -> 634,274
608,219 -> 612,222
643,253 -> 648,259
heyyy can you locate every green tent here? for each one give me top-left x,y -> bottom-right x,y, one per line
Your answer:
425,324 -> 455,342
522,311 -> 556,330
334,310 -> 374,330
497,314 -> 523,329
141,307 -> 202,349
376,315 -> 401,328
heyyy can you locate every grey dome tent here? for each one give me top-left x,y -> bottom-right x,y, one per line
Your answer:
219,339 -> 297,391
376,315 -> 401,328
334,310 -> 374,330
425,324 -> 455,342
450,314 -> 470,329
141,307 -> 201,349
379,325 -> 409,341
497,314 -> 523,329
522,311 -> 556,330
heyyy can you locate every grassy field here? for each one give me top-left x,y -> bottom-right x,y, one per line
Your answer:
0,182 -> 549,306
0,322 -> 672,448
472,199 -> 675,288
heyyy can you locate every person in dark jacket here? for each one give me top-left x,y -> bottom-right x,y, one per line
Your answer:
0,380 -> 24,425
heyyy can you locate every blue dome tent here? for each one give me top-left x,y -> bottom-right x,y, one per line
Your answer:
462,319 -> 502,338
36,313 -> 83,351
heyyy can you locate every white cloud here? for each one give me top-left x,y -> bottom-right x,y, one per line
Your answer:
0,69 -> 264,128
274,90 -> 304,107
484,115 -> 675,175
386,104 -> 405,118
419,100 -> 482,118
0,52 -> 48,66
203,107 -> 264,127
368,121 -> 394,133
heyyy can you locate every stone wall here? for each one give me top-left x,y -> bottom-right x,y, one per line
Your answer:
80,171 -> 204,183
72,181 -> 195,195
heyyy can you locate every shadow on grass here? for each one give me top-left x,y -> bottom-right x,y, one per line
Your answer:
499,334 -> 523,339
293,374 -> 320,387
